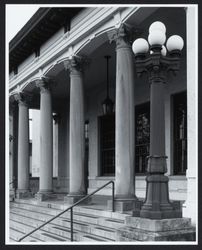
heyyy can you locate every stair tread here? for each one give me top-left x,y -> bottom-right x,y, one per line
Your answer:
81,233 -> 114,241
9,200 -> 126,242
10,201 -> 62,212
10,206 -> 57,219
9,227 -> 43,242
36,230 -> 70,242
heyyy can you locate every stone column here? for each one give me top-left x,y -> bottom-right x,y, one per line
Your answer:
36,78 -> 53,200
108,24 -> 137,211
183,6 -> 197,225
9,103 -> 15,198
64,56 -> 86,204
14,93 -> 31,198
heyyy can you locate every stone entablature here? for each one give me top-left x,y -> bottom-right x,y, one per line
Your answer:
9,7 -> 159,95
9,7 -> 136,92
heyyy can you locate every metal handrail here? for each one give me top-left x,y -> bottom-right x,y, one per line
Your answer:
18,180 -> 115,242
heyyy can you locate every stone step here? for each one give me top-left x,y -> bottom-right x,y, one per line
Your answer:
10,202 -> 61,216
9,199 -> 126,242
14,198 -> 69,210
30,229 -> 70,242
9,227 -> 25,241
9,228 -> 43,242
79,233 -> 113,242
98,217 -> 125,229
10,207 -> 53,222
73,205 -> 131,220
13,198 -> 131,221
10,207 -> 117,240
10,208 -> 88,233
43,223 -> 78,241
64,211 -> 100,224
11,201 -> 125,229
10,206 -> 117,242
10,212 -> 46,227
10,219 -> 35,234
53,217 -> 117,240
10,218 -> 70,242
89,225 -> 117,240
10,225 -> 45,242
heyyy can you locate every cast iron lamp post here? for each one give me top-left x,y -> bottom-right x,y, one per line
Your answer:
132,21 -> 184,219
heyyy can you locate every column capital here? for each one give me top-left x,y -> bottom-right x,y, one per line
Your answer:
14,92 -> 32,107
36,77 -> 54,93
64,55 -> 90,75
108,23 -> 134,49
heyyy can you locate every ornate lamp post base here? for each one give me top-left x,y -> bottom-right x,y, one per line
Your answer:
139,174 -> 182,219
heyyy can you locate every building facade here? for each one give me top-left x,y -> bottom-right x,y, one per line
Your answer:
9,6 -> 197,226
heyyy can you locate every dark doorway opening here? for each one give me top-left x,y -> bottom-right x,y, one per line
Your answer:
135,102 -> 150,174
99,114 -> 115,176
173,91 -> 187,175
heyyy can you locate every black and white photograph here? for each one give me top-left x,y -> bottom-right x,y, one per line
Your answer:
5,3 -> 198,245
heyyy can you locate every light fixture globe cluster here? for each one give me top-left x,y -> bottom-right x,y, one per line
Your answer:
132,21 -> 184,56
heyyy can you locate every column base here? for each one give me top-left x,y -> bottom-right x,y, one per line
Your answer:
35,190 -> 53,201
9,188 -> 16,201
138,174 -> 182,219
139,202 -> 182,219
64,194 -> 90,205
16,189 -> 32,199
117,217 -> 196,241
107,196 -> 139,212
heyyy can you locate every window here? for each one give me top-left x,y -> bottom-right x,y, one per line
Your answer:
135,102 -> 150,174
173,91 -> 187,175
99,114 -> 115,176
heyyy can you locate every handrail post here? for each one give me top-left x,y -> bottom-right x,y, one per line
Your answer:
70,207 -> 73,242
112,181 -> 115,212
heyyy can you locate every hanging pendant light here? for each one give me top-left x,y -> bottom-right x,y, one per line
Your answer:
102,55 -> 114,115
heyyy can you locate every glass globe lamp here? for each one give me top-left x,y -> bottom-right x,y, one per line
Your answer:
148,29 -> 166,46
132,38 -> 149,55
149,21 -> 166,34
166,35 -> 184,52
